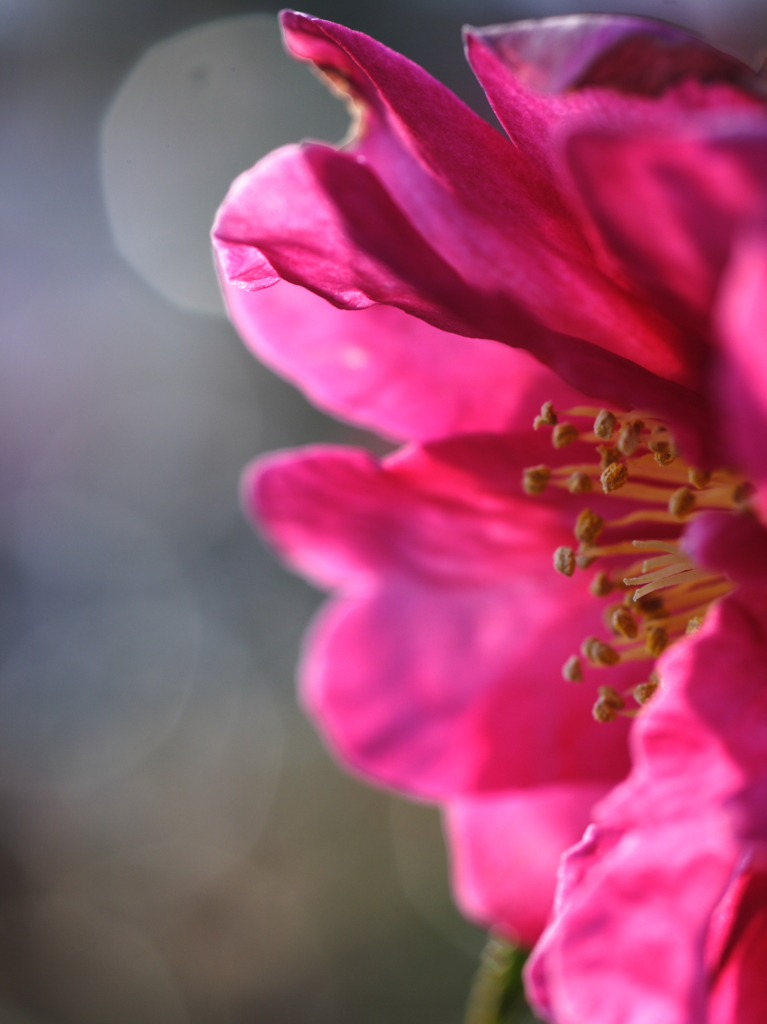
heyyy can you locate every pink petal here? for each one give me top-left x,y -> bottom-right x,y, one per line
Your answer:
466,14 -> 759,125
565,127 -> 767,338
528,588 -> 767,1024
445,783 -> 610,947
715,233 -> 767,490
248,444 -> 635,799
709,869 -> 767,1024
222,276 -> 582,442
213,13 -> 712,434
683,511 -> 767,589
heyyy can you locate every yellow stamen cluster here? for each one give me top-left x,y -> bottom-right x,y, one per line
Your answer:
522,402 -> 747,722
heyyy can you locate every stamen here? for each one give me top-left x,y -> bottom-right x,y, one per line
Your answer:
562,656 -> 583,682
601,462 -> 628,493
639,553 -> 689,572
631,568 -> 711,601
553,546 -> 576,577
594,409 -> 617,440
581,637 -> 620,667
533,401 -> 557,429
688,468 -> 711,489
590,571 -> 615,597
528,401 -> 743,723
632,540 -> 680,554
552,422 -> 579,448
606,509 -> 682,528
593,685 -> 624,722
598,445 -> 621,468
648,425 -> 671,454
668,487 -> 696,518
574,509 -> 604,545
611,606 -> 638,639
522,465 -> 551,495
633,593 -> 667,618
567,471 -> 592,494
624,561 -> 695,588
645,625 -> 669,656
633,672 -> 659,705
617,420 -> 643,457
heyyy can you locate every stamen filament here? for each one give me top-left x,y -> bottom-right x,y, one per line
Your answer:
632,568 -> 712,600
606,510 -> 684,528
640,553 -> 690,572
632,541 -> 680,553
661,582 -> 730,611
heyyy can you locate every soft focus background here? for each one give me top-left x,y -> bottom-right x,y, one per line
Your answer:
0,1 -> 765,1022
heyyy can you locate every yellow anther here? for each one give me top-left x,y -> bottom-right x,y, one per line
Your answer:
599,684 -> 625,707
648,425 -> 671,454
593,409 -> 617,441
634,593 -> 667,619
574,508 -> 604,545
688,468 -> 711,489
581,636 -> 621,667
668,487 -> 696,518
562,656 -> 583,682
522,465 -> 551,495
592,685 -> 625,722
617,419 -> 644,457
633,678 -> 659,705
593,699 -> 618,723
686,616 -> 703,634
601,462 -> 628,493
552,422 -> 579,448
645,625 -> 669,656
533,401 -> 557,429
567,471 -> 592,494
597,445 -> 621,468
654,451 -> 675,467
554,546 -> 576,577
590,571 -> 614,597
611,606 -> 638,639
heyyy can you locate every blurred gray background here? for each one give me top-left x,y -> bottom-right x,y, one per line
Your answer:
0,1 -> 765,1022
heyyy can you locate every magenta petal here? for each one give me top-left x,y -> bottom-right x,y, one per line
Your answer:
565,129 -> 767,337
709,870 -> 767,1024
528,589 -> 767,1023
214,12 -> 710,409
213,135 -> 712,459
222,277 -> 578,442
715,234 -> 767,489
466,14 -> 757,99
445,783 -> 609,947
248,444 -> 633,799
683,512 -> 767,589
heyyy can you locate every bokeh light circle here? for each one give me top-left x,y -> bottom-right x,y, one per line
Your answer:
100,13 -> 348,315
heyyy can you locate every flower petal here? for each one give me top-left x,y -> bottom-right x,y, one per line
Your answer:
565,126 -> 767,338
248,444 -> 634,799
466,14 -> 758,114
709,869 -> 767,1024
528,588 -> 767,1024
213,12 -> 710,431
445,783 -> 610,947
221,277 -> 582,442
715,233 -> 767,492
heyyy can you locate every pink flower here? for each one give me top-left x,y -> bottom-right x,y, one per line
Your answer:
212,9 -> 767,1017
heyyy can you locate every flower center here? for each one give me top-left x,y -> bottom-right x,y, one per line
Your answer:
523,402 -> 750,722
